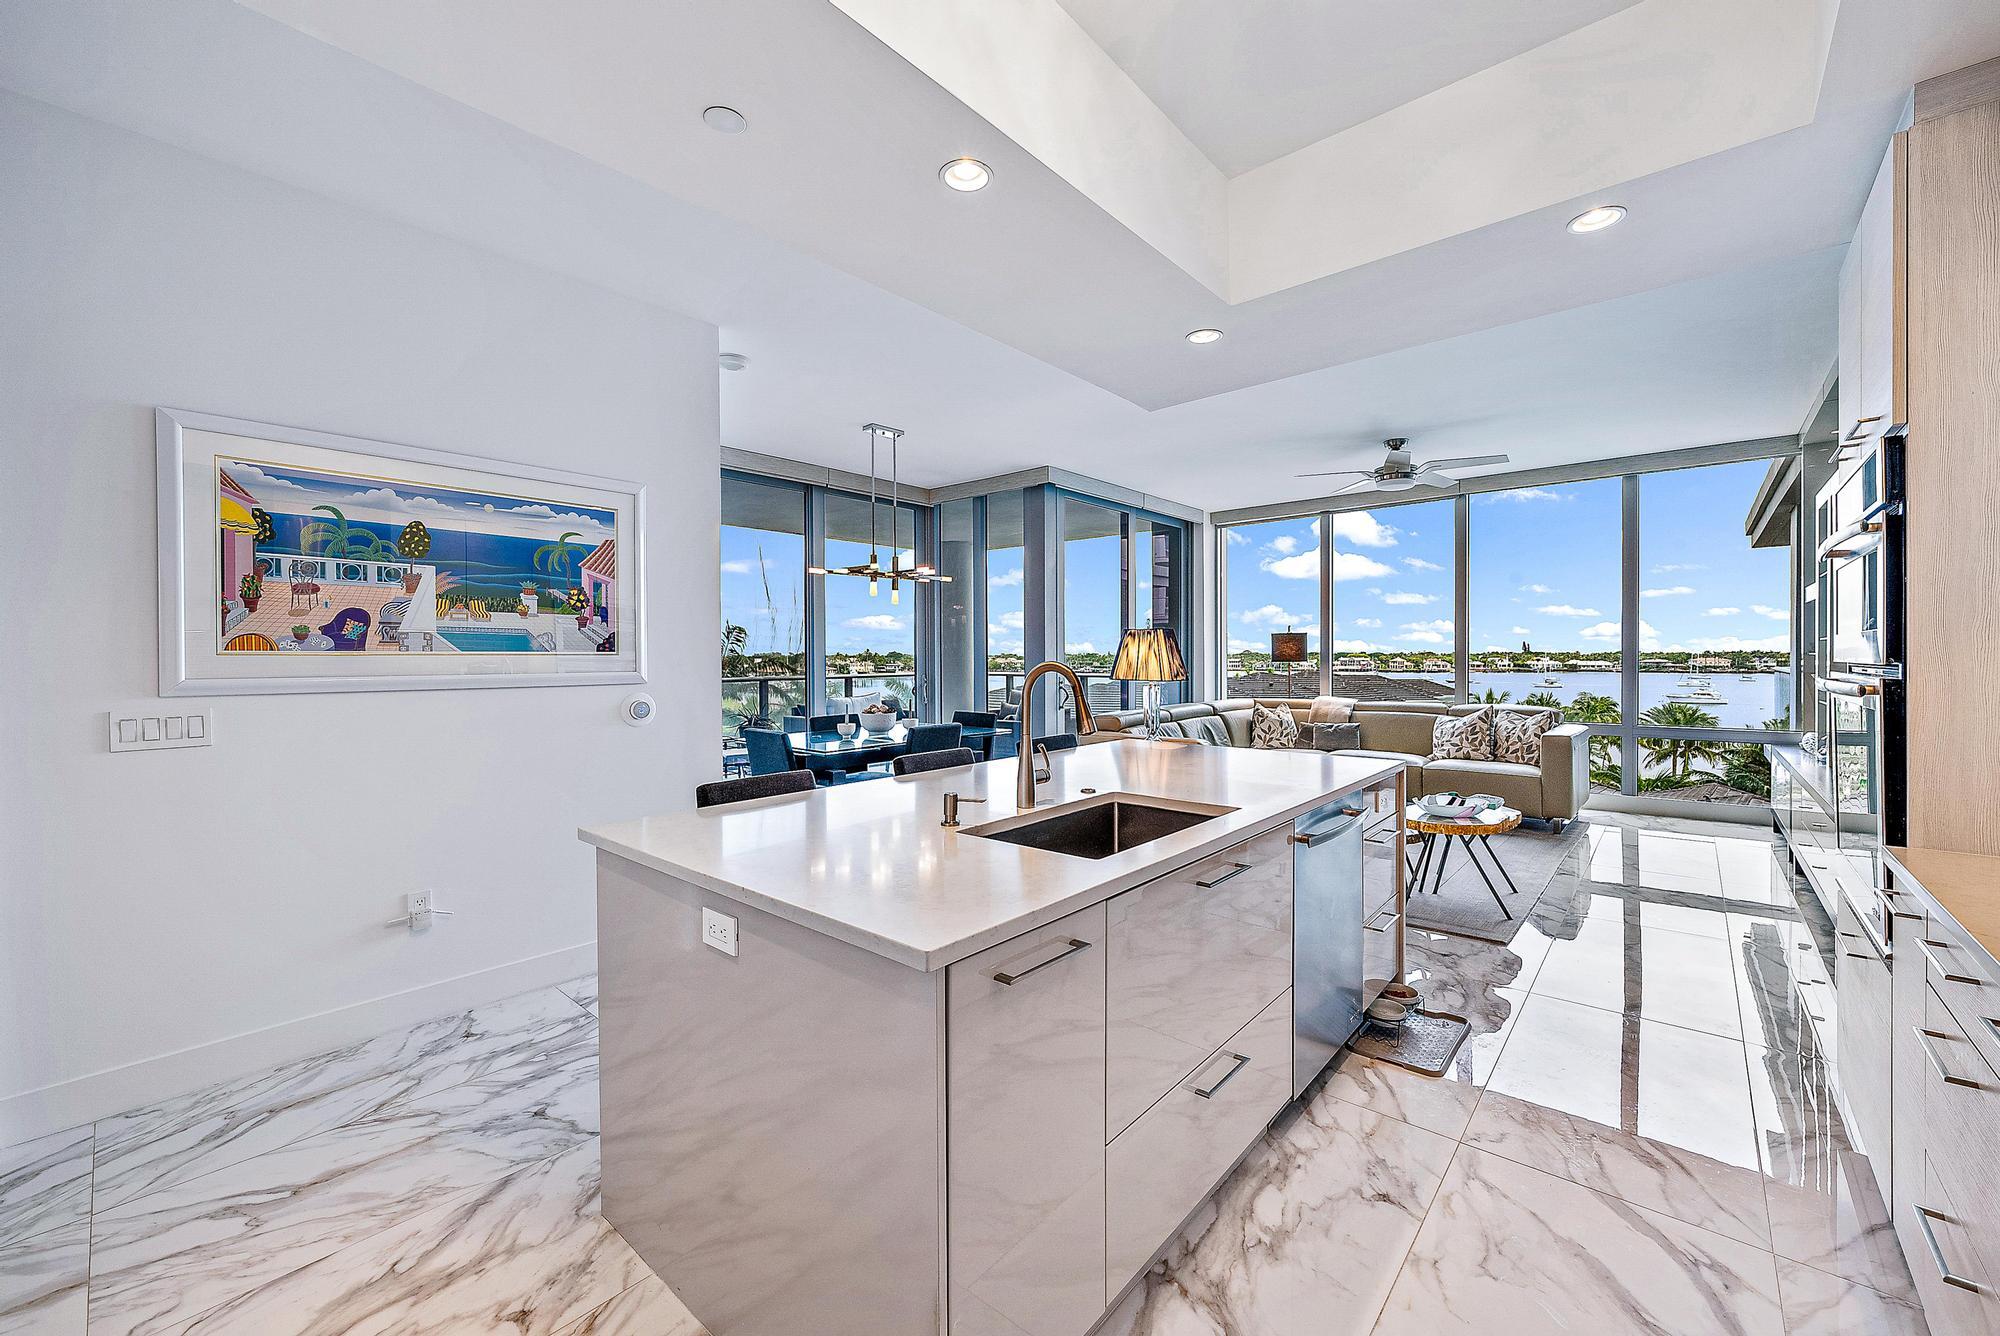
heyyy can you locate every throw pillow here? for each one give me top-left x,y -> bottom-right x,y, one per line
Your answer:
1184,717 -> 1231,746
1302,722 -> 1362,752
1307,695 -> 1357,725
1430,706 -> 1496,761
1147,720 -> 1188,740
1494,709 -> 1558,765
1250,700 -> 1301,750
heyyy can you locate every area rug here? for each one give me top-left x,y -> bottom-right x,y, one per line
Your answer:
1403,816 -> 1590,944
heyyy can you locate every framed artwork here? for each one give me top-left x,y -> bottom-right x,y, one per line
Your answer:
157,408 -> 646,694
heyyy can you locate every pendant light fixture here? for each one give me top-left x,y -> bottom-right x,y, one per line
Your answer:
808,423 -> 952,604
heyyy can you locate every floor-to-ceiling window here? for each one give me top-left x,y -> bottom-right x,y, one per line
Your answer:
720,473 -> 807,745
985,489 -> 1027,714
1636,459 -> 1794,806
1222,516 -> 1321,698
1132,515 -> 1190,705
824,489 -> 922,712
1329,499 -> 1456,699
1061,497 -> 1127,717
1467,477 -> 1625,787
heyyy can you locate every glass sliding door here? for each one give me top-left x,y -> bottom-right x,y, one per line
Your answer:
1468,478 -> 1623,790
935,497 -> 980,721
824,490 -> 921,713
720,473 -> 807,749
985,489 -> 1027,721
1327,500 -> 1455,700
1132,515 -> 1190,705
1221,516 -> 1320,699
1060,496 -> 1126,723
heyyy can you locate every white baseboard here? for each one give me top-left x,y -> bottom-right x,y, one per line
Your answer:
0,943 -> 596,1147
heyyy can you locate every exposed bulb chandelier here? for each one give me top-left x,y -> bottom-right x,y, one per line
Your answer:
807,423 -> 952,605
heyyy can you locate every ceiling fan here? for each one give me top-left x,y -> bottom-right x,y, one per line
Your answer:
1296,438 -> 1509,494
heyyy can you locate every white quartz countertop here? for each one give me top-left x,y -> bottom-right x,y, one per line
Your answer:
579,741 -> 1402,971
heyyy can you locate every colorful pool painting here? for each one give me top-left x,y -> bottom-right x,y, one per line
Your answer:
216,457 -> 621,656
159,409 -> 645,695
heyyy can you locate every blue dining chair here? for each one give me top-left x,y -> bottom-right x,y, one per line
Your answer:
808,713 -> 855,733
891,747 -> 978,778
742,728 -> 802,777
902,722 -> 963,755
952,711 -> 998,758
781,716 -> 806,734
695,770 -> 814,808
1034,733 -> 1079,752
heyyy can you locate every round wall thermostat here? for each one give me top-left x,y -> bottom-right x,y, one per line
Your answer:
621,693 -> 656,727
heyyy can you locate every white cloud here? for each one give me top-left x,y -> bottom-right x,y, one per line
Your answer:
1705,606 -> 1741,616
1329,638 -> 1382,653
1330,512 -> 1398,547
222,462 -> 314,497
1377,591 -> 1436,606
1750,604 -> 1788,621
1267,535 -> 1299,555
1520,583 -> 1553,594
1066,641 -> 1098,655
1653,563 -> 1704,573
1236,603 -> 1312,630
1227,637 -> 1262,653
989,566 -> 1023,588
992,610 -> 1024,630
466,500 -> 613,532
720,559 -> 755,575
1403,557 -> 1443,571
1396,630 -> 1447,644
844,614 -> 906,632
1691,633 -> 1791,652
1536,604 -> 1602,617
1641,586 -> 1695,598
1260,550 -> 1319,579
1510,626 -> 1531,637
1334,552 -> 1394,581
1482,488 -> 1563,503
1353,617 -> 1382,628
1397,618 -> 1453,644
1579,619 -> 1661,649
1261,548 -> 1395,581
344,486 -> 463,518
1402,619 -> 1455,634
1224,529 -> 1250,545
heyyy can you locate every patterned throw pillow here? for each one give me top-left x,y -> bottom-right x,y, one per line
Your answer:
1494,709 -> 1558,765
1250,701 -> 1301,750
1430,706 -> 1496,761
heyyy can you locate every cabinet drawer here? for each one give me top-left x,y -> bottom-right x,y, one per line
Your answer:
1361,819 -> 1400,922
1106,990 -> 1293,1296
1917,926 -> 2000,1081
1910,1156 -> 2000,1336
1363,779 -> 1401,833
948,903 -> 1107,1336
1834,901 -> 1892,1190
1363,903 -> 1399,1007
1921,987 -> 2000,1292
1106,826 -> 1292,1140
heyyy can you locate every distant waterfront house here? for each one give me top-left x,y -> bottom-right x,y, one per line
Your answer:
579,539 -> 617,628
217,467 -> 261,628
1420,657 -> 1451,673
1691,654 -> 1732,670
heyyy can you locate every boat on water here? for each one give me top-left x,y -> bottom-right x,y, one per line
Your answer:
1667,685 -> 1730,705
1536,676 -> 1562,688
1737,673 -> 1756,681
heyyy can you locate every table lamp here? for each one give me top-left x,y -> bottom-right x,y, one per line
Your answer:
1111,627 -> 1188,739
1270,628 -> 1309,698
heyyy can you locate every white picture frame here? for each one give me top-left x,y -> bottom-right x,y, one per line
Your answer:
157,407 -> 647,695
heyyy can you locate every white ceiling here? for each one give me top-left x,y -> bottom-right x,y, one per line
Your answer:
1052,0 -> 1641,176
4,0 -> 1998,514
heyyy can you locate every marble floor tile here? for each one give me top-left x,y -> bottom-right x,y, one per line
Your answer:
551,1277 -> 704,1336
1529,910 -> 1745,1040
1762,1150 -> 1915,1302
556,975 -> 599,1017
1320,987 -> 1528,1140
1468,994 -> 1769,1248
1371,1145 -> 1784,1336
92,986 -> 596,1212
1105,1095 -> 1458,1336
87,1058 -> 597,1336
179,1138 -> 647,1336
1776,1260 -> 1931,1336
0,1220 -> 87,1336
0,1128 -> 90,1251
1404,927 -> 1550,1018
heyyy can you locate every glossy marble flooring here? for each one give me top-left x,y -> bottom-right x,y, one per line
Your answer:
0,812 -> 1927,1335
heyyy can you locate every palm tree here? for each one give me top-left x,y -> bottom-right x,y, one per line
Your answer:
721,622 -> 748,657
299,504 -> 377,557
1638,702 -> 1728,779
1478,687 -> 1512,704
1522,691 -> 1563,711
533,531 -> 586,578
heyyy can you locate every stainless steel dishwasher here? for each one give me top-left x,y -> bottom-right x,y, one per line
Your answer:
1291,795 -> 1366,1093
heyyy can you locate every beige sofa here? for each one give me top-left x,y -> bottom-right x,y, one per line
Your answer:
1089,697 -> 1590,829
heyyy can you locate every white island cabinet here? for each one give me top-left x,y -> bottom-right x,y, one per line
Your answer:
581,741 -> 1403,1335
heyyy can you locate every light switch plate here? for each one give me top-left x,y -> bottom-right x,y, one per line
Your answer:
109,709 -> 213,753
701,906 -> 739,957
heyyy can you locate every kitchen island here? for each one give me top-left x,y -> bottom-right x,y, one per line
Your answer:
579,740 -> 1404,1336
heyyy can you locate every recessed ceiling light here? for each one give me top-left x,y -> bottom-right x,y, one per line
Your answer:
702,105 -> 748,134
1567,204 -> 1626,234
1185,328 -> 1223,345
939,158 -> 992,192
718,352 -> 749,372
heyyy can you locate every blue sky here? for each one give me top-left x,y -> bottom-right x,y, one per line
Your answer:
1225,461 -> 1789,656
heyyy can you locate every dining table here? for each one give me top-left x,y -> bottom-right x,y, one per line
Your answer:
786,721 -> 1003,776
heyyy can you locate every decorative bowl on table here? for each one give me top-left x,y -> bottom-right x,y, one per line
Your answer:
835,721 -> 858,739
856,708 -> 901,735
1416,794 -> 1484,820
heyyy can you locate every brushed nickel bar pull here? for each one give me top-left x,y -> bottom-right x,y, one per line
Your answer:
1913,1027 -> 1988,1090
992,937 -> 1091,986
1190,1051 -> 1250,1099
1913,1205 -> 1986,1292
1195,862 -> 1253,888
1919,938 -> 1983,986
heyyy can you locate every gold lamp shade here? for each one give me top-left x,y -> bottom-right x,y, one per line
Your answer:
1111,627 -> 1187,683
1270,631 -> 1309,664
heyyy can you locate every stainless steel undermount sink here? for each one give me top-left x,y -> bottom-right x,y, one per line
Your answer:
965,793 -> 1237,860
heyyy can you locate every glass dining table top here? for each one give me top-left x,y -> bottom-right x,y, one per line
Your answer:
786,722 -> 1001,756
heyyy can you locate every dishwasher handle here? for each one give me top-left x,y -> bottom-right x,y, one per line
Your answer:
1292,810 -> 1363,847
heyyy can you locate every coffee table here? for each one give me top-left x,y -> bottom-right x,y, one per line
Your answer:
1405,804 -> 1524,920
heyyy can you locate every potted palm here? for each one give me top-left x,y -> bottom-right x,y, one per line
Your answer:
566,588 -> 591,629
239,572 -> 263,612
290,623 -> 313,646
395,521 -> 431,594
520,581 -> 540,616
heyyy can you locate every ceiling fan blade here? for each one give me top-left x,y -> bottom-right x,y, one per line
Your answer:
1331,476 -> 1379,495
1417,453 -> 1510,474
1407,472 -> 1457,488
1293,468 -> 1369,479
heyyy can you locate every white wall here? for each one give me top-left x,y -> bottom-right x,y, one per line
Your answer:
0,90 -> 721,1141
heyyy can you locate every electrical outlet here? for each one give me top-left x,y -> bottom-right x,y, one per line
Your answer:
388,891 -> 454,934
701,906 -> 738,957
